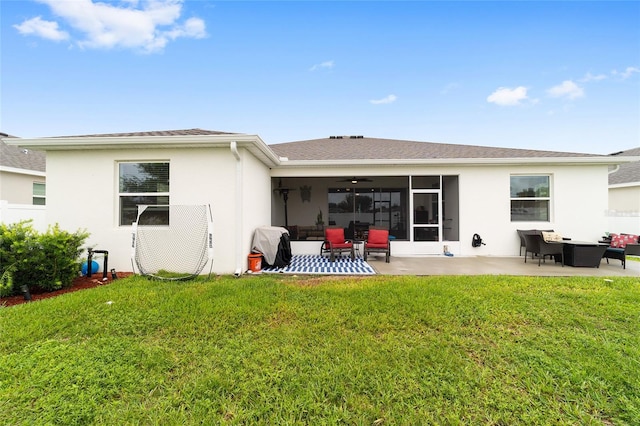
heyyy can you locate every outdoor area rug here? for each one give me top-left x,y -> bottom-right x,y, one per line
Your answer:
261,254 -> 377,275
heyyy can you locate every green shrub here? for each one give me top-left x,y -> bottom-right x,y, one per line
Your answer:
0,221 -> 89,294
0,267 -> 14,297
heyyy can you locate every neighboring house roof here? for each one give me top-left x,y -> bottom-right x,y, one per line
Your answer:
0,134 -> 46,172
3,128 -> 281,168
609,147 -> 640,186
51,128 -> 237,138
270,136 -> 601,161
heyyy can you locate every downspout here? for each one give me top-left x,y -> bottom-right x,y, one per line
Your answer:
608,164 -> 620,175
230,141 -> 243,277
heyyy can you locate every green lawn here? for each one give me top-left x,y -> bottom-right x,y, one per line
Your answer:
1,274 -> 639,425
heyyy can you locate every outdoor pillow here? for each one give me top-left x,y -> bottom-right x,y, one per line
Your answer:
541,231 -> 563,242
611,233 -> 639,248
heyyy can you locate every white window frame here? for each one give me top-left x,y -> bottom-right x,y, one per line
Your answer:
510,174 -> 552,222
118,161 -> 170,226
32,181 -> 46,205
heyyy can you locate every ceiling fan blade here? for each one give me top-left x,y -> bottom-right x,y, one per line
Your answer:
337,177 -> 372,183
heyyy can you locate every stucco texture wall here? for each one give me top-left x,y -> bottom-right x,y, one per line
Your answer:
0,170 -> 44,204
46,147 -> 271,275
275,163 -> 611,257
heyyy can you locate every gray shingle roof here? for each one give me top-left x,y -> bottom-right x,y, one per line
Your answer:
52,128 -> 238,138
609,147 -> 640,185
0,136 -> 46,172
269,136 -> 601,161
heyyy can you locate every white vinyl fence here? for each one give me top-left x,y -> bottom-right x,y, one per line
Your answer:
0,200 -> 47,231
606,210 -> 640,236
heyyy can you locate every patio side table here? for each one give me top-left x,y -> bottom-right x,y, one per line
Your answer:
352,240 -> 364,258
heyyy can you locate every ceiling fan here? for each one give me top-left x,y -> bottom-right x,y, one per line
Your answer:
337,177 -> 373,184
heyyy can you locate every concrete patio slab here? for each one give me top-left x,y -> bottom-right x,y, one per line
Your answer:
366,254 -> 640,277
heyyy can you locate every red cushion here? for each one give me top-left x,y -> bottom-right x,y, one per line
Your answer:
325,228 -> 345,244
366,243 -> 388,249
331,242 -> 352,249
368,229 -> 389,245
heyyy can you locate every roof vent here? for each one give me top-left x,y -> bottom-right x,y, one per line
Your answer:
349,135 -> 364,139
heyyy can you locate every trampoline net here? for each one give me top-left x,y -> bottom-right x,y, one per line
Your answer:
133,205 -> 212,280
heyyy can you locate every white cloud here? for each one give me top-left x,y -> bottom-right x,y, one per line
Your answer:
440,82 -> 461,95
612,66 -> 640,79
13,16 -> 69,41
369,94 -> 397,105
310,60 -> 334,71
486,86 -> 528,106
15,0 -> 206,53
580,72 -> 607,82
546,80 -> 584,100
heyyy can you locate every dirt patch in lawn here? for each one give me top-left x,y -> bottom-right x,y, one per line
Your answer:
1,272 -> 134,307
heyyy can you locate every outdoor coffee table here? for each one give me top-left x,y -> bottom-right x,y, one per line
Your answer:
561,241 -> 609,267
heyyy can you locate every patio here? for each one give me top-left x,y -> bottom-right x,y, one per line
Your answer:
367,255 -> 640,277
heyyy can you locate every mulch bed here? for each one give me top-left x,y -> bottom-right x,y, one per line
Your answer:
1,272 -> 134,307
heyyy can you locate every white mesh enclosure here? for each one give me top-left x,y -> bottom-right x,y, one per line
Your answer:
132,205 -> 213,280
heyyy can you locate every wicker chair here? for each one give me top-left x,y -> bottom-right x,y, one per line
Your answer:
523,233 -> 564,266
320,227 -> 354,262
603,234 -> 640,269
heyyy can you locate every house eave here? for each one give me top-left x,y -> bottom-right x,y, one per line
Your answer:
609,182 -> 640,189
275,156 -> 640,168
3,134 -> 281,168
0,166 -> 46,177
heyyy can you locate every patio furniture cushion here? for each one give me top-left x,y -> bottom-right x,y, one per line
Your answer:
610,233 -> 639,249
368,229 -> 389,245
542,231 -> 563,242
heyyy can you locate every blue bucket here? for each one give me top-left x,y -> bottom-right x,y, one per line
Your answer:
81,260 -> 100,275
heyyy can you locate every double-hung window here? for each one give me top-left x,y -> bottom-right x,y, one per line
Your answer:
510,175 -> 550,222
33,182 -> 45,205
118,162 -> 169,226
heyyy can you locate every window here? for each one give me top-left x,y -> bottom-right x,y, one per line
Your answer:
510,175 -> 550,222
119,162 -> 169,226
328,188 -> 407,240
32,182 -> 45,205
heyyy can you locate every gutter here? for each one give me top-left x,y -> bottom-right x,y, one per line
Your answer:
274,155 -> 640,168
230,141 -> 243,277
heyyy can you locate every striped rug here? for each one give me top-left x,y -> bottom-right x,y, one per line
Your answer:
261,254 -> 376,275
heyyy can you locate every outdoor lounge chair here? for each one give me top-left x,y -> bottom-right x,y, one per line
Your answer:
603,233 -> 640,269
320,227 -> 354,262
523,233 -> 564,266
363,227 -> 390,263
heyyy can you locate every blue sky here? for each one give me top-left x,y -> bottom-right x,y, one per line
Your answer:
1,1 -> 639,154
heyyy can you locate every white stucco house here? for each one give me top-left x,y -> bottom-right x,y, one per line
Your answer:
4,129 -> 638,275
607,147 -> 640,235
0,134 -> 47,229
